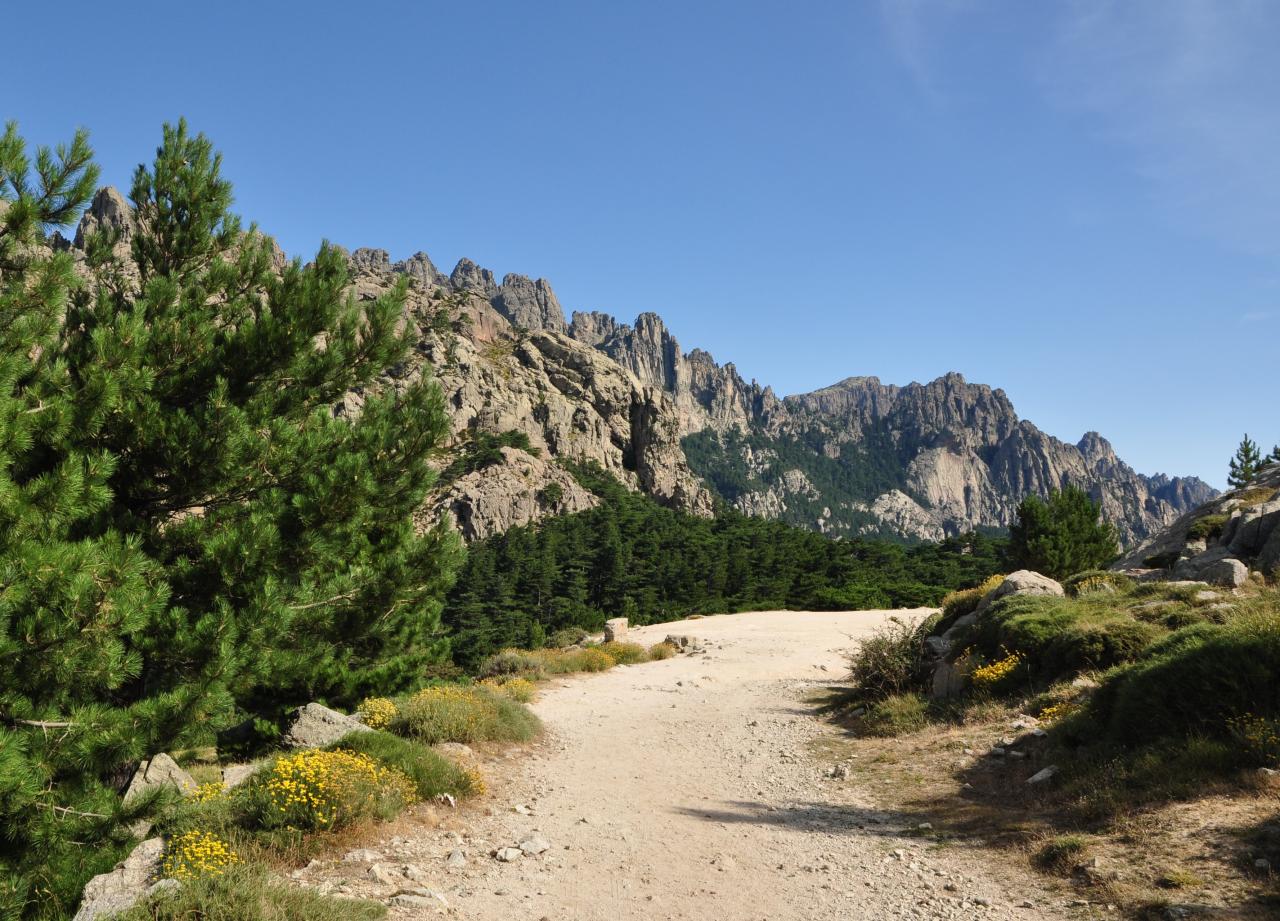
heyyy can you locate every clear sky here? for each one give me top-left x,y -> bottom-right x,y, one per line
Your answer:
5,0 -> 1277,488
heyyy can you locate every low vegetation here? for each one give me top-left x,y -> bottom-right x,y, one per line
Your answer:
840,565 -> 1280,914
113,865 -> 386,921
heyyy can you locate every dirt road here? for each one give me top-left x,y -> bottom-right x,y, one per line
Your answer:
316,610 -> 1075,919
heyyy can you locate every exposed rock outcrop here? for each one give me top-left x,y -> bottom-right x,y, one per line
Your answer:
1115,463 -> 1280,582
59,189 -> 1211,545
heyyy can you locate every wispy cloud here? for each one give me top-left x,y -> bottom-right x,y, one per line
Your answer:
1240,310 -> 1276,324
1043,0 -> 1280,254
877,0 -> 1280,254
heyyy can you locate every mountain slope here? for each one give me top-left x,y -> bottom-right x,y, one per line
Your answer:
61,189 -> 1213,544
424,249 -> 1213,544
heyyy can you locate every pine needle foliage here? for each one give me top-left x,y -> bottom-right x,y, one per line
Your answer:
0,120 -> 461,918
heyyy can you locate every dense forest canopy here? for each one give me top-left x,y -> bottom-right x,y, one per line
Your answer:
443,462 -> 1007,669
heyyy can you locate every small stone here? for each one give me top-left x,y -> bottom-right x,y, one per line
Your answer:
519,837 -> 551,856
368,863 -> 402,885
446,849 -> 467,868
344,848 -> 382,862
495,847 -> 523,862
513,804 -> 532,815
1026,765 -> 1059,785
1255,858 -> 1271,870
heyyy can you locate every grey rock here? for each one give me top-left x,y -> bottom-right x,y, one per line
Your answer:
72,838 -> 164,921
445,848 -> 467,868
930,661 -> 967,699
283,702 -> 369,748
494,847 -> 523,862
975,570 -> 1064,615
518,836 -> 551,856
603,618 -> 628,642
494,273 -> 567,333
123,753 -> 197,803
221,763 -> 257,790
1173,552 -> 1249,587
1026,765 -> 1059,785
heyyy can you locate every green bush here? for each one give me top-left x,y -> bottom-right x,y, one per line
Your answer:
1034,835 -> 1089,874
1087,616 -> 1280,747
848,617 -> 927,702
858,693 -> 931,736
477,649 -> 545,679
1186,514 -> 1229,541
973,595 -> 1158,682
113,864 -> 385,920
325,731 -> 478,800
548,626 -> 589,648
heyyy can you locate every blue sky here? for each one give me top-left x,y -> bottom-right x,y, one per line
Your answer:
5,0 -> 1277,487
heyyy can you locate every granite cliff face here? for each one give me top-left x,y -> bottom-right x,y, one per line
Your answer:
422,250 -> 1214,545
61,188 -> 1213,544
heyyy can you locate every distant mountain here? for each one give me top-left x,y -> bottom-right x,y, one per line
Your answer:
64,189 -> 1217,544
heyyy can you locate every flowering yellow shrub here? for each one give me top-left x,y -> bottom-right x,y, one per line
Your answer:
976,574 -> 1006,595
1228,713 -> 1280,765
572,647 -> 616,672
259,748 -> 417,830
462,766 -> 487,797
358,696 -> 398,729
598,641 -> 648,665
160,830 -> 239,879
482,677 -> 537,703
970,651 -> 1022,690
1037,702 -> 1076,723
190,781 -> 225,803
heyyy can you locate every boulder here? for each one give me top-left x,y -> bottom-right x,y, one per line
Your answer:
603,618 -> 629,642
123,753 -> 197,804
930,661 -> 968,699
1173,549 -> 1249,587
974,570 -> 1064,615
221,763 -> 257,790
72,838 -> 166,921
283,702 -> 368,748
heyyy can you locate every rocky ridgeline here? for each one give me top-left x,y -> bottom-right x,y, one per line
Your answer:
60,189 -> 1213,543
1114,462 -> 1280,585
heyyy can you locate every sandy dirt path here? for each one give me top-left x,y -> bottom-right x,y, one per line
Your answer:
314,610 -> 1076,920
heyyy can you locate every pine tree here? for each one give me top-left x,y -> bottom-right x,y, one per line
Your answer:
64,120 -> 463,717
1,121 -> 463,917
0,122 -> 177,918
1228,434 -> 1264,488
1008,486 -> 1119,580
1268,445 -> 1280,467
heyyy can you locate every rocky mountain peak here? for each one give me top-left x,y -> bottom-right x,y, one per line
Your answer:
493,273 -> 567,334
449,258 -> 498,300
74,186 -> 133,248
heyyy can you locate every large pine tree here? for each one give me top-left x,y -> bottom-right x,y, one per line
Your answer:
1,121 -> 462,918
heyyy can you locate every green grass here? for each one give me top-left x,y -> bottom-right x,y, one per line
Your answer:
856,693 -> 931,736
113,864 -> 386,920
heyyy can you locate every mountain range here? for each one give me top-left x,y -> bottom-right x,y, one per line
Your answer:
71,189 -> 1219,545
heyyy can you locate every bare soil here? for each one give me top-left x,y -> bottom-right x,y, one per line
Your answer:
296,610 -> 1099,919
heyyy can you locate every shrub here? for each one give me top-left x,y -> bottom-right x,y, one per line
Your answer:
1226,713 -> 1280,767
970,651 -> 1023,692
648,642 -> 677,660
1087,615 -> 1280,748
1186,514 -> 1229,541
481,676 -> 538,703
248,749 -> 417,831
598,641 -> 648,665
939,574 -> 1005,621
113,864 -> 386,921
974,595 -> 1158,683
1009,487 -> 1119,579
397,685 -> 540,744
1035,835 -> 1088,874
159,830 -> 240,880
356,697 -> 398,730
1063,570 -> 1133,597
848,617 -> 925,702
548,626 -> 589,648
326,731 -> 480,800
858,693 -> 930,736
478,648 -> 546,679
559,646 -> 616,672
